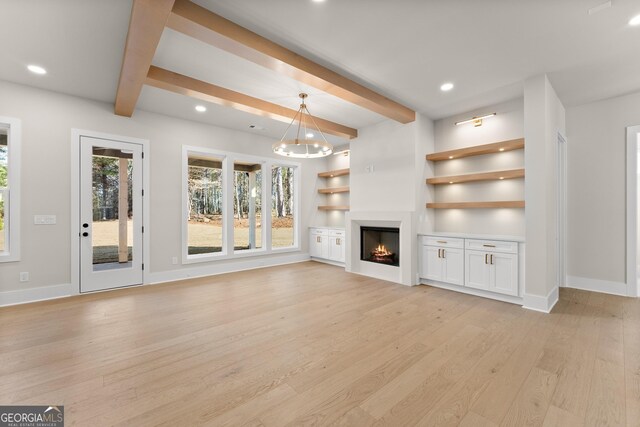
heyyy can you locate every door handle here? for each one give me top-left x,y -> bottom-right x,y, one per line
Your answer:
490,254 -> 494,265
485,254 -> 488,264
82,232 -> 89,237
441,249 -> 445,259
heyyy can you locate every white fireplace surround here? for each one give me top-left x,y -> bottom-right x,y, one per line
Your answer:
345,212 -> 417,286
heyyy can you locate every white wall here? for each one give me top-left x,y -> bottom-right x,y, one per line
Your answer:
524,75 -> 566,303
0,80 -> 324,297
433,98 -> 525,236
350,113 -> 434,220
566,90 -> 640,288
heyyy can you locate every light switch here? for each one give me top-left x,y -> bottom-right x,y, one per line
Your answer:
34,215 -> 57,225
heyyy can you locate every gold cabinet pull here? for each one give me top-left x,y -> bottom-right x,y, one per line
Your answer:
491,254 -> 494,265
442,249 -> 446,259
483,244 -> 496,248
485,254 -> 488,264
336,238 -> 341,245
437,240 -> 447,244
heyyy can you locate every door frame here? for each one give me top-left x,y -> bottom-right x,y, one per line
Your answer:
71,129 -> 150,294
556,132 -> 567,288
626,125 -> 640,297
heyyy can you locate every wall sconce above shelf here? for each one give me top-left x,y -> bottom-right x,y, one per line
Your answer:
426,138 -> 524,162
427,201 -> 525,209
427,169 -> 525,185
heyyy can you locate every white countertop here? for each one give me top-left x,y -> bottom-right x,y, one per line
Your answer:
310,226 -> 345,230
419,231 -> 525,243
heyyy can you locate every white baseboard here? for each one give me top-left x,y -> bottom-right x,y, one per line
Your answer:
310,257 -> 345,268
146,253 -> 310,285
566,275 -> 629,297
523,286 -> 559,313
0,283 -> 74,307
420,279 -> 523,305
1,253 -> 310,307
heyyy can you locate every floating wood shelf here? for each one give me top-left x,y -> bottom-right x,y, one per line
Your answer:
318,168 -> 350,178
318,205 -> 350,211
427,201 -> 525,209
318,186 -> 350,194
426,138 -> 524,162
427,169 -> 525,185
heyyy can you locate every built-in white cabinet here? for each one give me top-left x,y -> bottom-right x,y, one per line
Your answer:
419,234 -> 521,300
310,227 -> 345,264
420,237 -> 464,286
464,239 -> 518,296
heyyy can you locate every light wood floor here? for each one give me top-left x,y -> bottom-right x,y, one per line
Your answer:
1,262 -> 638,426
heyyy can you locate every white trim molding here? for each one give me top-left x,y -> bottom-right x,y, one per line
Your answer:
0,283 -> 74,307
566,275 -> 629,297
0,116 -> 21,263
147,253 -> 309,285
627,125 -> 640,297
523,286 -> 559,313
1,254 -> 310,307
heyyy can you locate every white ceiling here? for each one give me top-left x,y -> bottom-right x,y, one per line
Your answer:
1,0 -> 639,140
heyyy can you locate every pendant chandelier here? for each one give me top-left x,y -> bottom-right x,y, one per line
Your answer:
273,93 -> 333,158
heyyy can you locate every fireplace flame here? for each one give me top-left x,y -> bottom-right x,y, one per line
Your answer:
372,244 -> 392,256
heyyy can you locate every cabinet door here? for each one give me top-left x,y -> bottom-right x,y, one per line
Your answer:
441,247 -> 464,286
489,252 -> 519,296
328,236 -> 345,262
310,233 -> 324,258
465,250 -> 490,290
420,246 -> 443,282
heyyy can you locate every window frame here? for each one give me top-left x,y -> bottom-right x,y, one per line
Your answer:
182,145 -> 300,264
0,116 -> 21,263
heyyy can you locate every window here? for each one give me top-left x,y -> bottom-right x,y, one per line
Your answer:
183,147 -> 298,262
187,155 -> 224,256
0,117 -> 20,262
234,162 -> 262,251
271,165 -> 296,248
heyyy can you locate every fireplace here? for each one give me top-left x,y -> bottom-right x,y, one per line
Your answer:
360,227 -> 400,267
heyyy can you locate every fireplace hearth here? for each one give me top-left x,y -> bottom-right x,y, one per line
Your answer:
360,226 -> 400,267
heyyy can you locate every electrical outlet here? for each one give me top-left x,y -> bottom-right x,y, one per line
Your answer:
172,257 -> 178,265
19,272 -> 29,282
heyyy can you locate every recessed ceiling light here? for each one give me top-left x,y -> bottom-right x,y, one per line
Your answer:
630,14 -> 640,26
312,0 -> 326,3
448,156 -> 454,159
440,82 -> 454,92
27,65 -> 47,75
195,105 -> 207,112
306,132 -> 315,138
499,148 -> 505,152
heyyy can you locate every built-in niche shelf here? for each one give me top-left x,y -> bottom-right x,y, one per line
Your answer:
426,201 -> 525,209
426,138 -> 525,209
318,168 -> 350,178
427,168 -> 525,185
318,205 -> 350,211
317,168 -> 350,212
318,186 -> 350,194
426,138 -> 524,162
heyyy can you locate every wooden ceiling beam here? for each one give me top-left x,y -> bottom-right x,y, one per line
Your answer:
114,0 -> 176,117
146,66 -> 358,140
167,0 -> 415,124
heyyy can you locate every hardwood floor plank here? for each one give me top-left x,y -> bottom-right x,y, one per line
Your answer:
500,367 -> 558,427
542,405 -> 584,427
